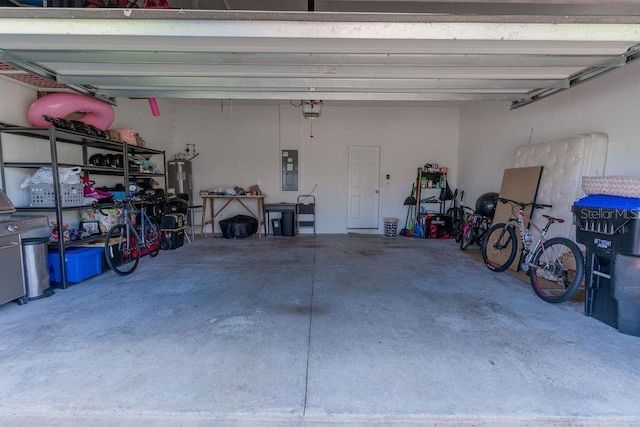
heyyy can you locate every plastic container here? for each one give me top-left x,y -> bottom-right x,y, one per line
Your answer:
613,254 -> 640,337
48,247 -> 103,284
383,217 -> 398,237
271,218 -> 282,236
128,182 -> 137,198
161,214 -> 185,229
21,237 -> 53,300
573,195 -> 640,256
160,229 -> 185,250
29,183 -> 84,207
574,195 -> 640,336
426,214 -> 453,239
281,211 -> 295,236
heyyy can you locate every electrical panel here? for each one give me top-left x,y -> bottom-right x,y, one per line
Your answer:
282,150 -> 298,191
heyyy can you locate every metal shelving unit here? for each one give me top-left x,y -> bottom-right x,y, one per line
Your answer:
415,166 -> 448,217
0,125 -> 166,288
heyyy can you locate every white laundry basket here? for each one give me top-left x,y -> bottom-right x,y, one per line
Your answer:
383,217 -> 399,237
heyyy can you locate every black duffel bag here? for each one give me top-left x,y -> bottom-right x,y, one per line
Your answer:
219,215 -> 258,239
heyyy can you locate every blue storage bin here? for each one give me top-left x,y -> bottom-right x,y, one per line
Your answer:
48,247 -> 104,284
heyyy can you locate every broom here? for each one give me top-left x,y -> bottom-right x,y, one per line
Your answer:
403,183 -> 417,235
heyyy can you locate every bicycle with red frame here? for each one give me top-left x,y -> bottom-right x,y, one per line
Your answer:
459,206 -> 491,251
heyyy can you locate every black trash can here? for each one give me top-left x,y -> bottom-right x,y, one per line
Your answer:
281,211 -> 295,236
271,218 -> 282,236
574,194 -> 640,336
614,254 -> 640,336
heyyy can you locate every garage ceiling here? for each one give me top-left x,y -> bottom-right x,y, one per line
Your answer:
1,1 -> 640,109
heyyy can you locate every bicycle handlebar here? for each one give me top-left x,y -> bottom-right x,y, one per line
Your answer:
496,197 -> 552,210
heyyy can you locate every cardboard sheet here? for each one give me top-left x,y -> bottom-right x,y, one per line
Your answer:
491,166 -> 543,271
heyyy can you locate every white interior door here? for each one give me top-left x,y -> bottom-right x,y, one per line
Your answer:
347,146 -> 380,229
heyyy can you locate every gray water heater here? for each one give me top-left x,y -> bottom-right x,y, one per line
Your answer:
167,160 -> 193,203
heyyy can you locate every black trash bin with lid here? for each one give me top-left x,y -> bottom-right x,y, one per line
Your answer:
21,237 -> 54,300
271,218 -> 282,236
573,195 -> 640,336
281,211 -> 295,236
614,254 -> 640,336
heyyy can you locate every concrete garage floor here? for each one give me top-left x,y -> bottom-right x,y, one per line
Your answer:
1,235 -> 640,426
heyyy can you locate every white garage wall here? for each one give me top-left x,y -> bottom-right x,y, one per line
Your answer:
110,98 -> 175,155
0,82 -> 175,149
6,57 -> 640,234
172,102 -> 459,234
0,79 -> 38,202
0,81 -> 460,234
458,59 -> 640,207
0,83 -> 175,211
0,78 -> 35,127
1,78 -> 457,235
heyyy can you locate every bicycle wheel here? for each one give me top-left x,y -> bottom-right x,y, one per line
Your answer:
104,224 -> 140,275
453,228 -> 463,243
482,223 -> 517,272
447,207 -> 463,242
529,237 -> 585,303
460,222 -> 475,251
145,216 -> 161,257
476,218 -> 490,247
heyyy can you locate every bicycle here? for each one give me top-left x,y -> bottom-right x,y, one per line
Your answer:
102,198 -> 162,275
459,207 -> 491,251
481,197 -> 585,303
446,189 -> 466,242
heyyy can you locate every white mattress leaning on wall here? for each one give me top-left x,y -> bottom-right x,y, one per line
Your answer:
511,133 -> 608,241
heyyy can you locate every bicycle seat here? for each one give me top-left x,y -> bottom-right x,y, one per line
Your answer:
543,214 -> 565,223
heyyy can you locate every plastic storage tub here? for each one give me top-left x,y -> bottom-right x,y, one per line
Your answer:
161,214 -> 185,229
29,183 -> 84,207
160,229 -> 185,250
48,247 -> 104,284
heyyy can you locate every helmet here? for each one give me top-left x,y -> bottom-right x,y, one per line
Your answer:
475,192 -> 499,218
103,154 -> 115,168
88,153 -> 104,166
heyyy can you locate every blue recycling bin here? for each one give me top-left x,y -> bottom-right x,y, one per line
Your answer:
573,195 -> 640,336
